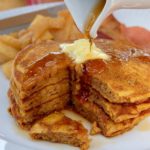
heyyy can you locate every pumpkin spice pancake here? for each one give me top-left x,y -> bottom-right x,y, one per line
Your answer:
71,39 -> 150,137
9,41 -> 72,129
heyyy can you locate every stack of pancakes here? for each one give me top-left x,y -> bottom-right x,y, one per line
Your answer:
9,41 -> 71,129
72,40 -> 150,137
8,39 -> 150,137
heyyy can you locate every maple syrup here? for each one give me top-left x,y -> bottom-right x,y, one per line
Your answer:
84,59 -> 106,75
76,59 -> 106,103
84,0 -> 106,40
26,53 -> 69,77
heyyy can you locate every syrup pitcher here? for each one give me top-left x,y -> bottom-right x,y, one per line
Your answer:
64,0 -> 150,38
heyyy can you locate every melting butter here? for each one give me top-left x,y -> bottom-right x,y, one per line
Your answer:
60,39 -> 110,64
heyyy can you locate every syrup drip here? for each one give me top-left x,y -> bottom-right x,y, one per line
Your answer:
84,59 -> 106,75
84,0 -> 106,49
76,85 -> 90,104
137,55 -> 150,63
76,59 -> 106,103
84,0 -> 106,38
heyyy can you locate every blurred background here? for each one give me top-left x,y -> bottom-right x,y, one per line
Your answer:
0,0 -> 63,11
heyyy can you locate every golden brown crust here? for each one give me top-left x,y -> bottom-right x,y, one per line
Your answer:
88,87 -> 150,122
73,96 -> 150,137
9,90 -> 69,130
90,122 -> 101,135
12,79 -> 69,110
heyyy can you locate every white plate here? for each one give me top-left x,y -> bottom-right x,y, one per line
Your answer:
0,138 -> 32,150
1,4 -> 150,150
1,70 -> 150,150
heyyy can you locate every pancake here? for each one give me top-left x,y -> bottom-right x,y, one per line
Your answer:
12,40 -> 71,100
12,79 -> 69,110
30,112 -> 89,150
73,96 -> 150,137
11,70 -> 69,102
9,41 -> 72,129
71,39 -> 150,137
80,39 -> 150,104
9,90 -> 69,129
89,87 -> 150,122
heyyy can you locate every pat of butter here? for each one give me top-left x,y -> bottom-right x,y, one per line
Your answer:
60,39 -> 110,64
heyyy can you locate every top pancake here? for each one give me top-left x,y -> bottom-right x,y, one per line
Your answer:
79,39 -> 150,103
